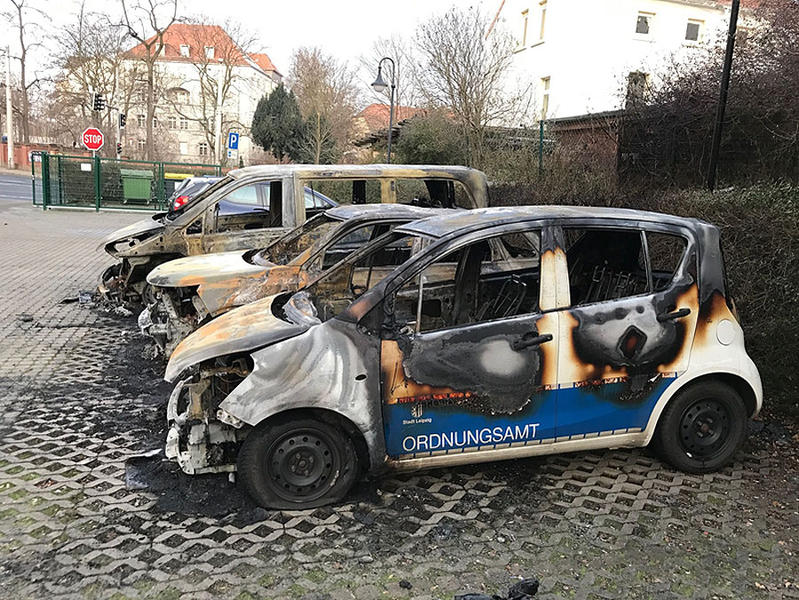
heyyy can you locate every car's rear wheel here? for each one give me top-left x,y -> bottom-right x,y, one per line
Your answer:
238,414 -> 359,509
654,381 -> 747,473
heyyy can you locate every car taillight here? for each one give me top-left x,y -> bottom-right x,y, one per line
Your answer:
173,195 -> 189,210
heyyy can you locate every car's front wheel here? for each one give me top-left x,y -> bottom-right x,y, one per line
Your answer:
654,381 -> 747,473
238,414 -> 360,509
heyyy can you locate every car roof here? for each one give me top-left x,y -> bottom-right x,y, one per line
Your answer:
397,205 -> 710,238
185,176 -> 221,184
228,164 -> 484,181
323,204 -> 458,222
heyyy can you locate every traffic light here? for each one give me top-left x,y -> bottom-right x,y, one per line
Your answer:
116,142 -> 122,156
119,113 -> 127,129
92,92 -> 106,111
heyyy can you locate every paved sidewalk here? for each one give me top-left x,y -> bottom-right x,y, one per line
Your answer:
0,201 -> 797,600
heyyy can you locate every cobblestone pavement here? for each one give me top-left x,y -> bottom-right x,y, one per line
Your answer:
1,200 -> 798,600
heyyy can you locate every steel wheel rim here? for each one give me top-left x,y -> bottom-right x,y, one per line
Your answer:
678,398 -> 730,459
264,429 -> 337,503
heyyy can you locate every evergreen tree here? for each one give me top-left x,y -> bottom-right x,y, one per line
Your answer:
251,84 -> 304,161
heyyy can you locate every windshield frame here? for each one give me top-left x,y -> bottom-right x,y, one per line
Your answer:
252,212 -> 339,266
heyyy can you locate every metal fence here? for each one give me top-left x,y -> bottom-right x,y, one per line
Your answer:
31,152 -> 223,211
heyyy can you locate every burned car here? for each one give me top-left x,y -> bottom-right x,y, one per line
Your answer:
141,204 -> 455,355
163,206 -> 762,510
97,164 -> 489,304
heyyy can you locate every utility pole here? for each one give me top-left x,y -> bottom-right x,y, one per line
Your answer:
706,0 -> 740,191
5,45 -> 15,169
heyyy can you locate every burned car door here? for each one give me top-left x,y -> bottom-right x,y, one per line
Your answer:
378,225 -> 562,459
555,224 -> 699,439
201,179 -> 290,253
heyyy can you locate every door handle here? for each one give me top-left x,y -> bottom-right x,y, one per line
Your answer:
657,307 -> 691,322
511,332 -> 553,351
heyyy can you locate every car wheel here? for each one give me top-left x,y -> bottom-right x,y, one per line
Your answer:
654,381 -> 747,473
238,414 -> 359,510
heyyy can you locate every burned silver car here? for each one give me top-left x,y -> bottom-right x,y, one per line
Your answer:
98,164 -> 489,304
141,204 -> 455,355
163,207 -> 762,510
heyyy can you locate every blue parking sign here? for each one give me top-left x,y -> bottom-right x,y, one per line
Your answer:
227,132 -> 239,150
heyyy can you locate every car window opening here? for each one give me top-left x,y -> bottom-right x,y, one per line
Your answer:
385,231 -> 541,334
565,228 -> 687,305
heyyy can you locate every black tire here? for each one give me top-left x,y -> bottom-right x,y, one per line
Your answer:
238,414 -> 360,510
654,381 -> 747,473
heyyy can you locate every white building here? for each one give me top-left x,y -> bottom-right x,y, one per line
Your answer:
492,0 -> 757,120
124,24 -> 282,164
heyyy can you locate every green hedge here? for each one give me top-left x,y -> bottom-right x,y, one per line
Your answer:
490,182 -> 799,415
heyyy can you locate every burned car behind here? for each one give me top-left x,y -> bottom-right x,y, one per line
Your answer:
98,164 -> 489,305
141,204 -> 455,355
163,206 -> 762,510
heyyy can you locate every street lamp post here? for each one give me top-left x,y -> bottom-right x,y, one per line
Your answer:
371,57 -> 396,164
706,0 -> 740,191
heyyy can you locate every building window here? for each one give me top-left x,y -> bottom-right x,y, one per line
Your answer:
136,114 -> 145,127
520,9 -> 529,46
152,115 -> 159,128
636,12 -> 654,35
179,142 -> 188,155
685,19 -> 703,42
198,142 -> 208,156
137,139 -> 145,152
179,117 -> 189,130
180,44 -> 190,57
168,116 -> 177,129
540,76 -> 550,120
539,0 -> 547,41
204,46 -> 215,59
170,88 -> 190,104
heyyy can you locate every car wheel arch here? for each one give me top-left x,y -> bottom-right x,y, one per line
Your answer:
643,371 -> 760,445
246,406 -> 372,475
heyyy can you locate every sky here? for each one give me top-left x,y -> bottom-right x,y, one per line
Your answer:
2,0 -> 497,84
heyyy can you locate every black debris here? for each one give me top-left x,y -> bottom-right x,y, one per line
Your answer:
508,578 -> 539,599
455,577 -> 539,600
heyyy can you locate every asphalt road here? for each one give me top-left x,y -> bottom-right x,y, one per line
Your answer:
0,171 -> 34,203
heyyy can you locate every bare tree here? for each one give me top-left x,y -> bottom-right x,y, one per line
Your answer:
4,0 -> 47,143
120,0 -> 178,160
51,2 -> 143,150
288,47 -> 358,163
414,6 -> 532,167
163,18 -> 258,164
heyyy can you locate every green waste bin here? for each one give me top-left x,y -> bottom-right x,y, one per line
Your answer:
120,168 -> 154,204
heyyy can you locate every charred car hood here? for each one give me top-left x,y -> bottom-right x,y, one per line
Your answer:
165,295 -> 311,382
97,215 -> 165,254
147,251 -> 269,287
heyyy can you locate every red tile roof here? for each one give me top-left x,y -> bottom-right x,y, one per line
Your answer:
249,53 -> 281,75
356,103 -> 426,132
126,23 -> 280,73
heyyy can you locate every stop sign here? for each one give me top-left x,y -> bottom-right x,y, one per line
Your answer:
82,127 -> 104,151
